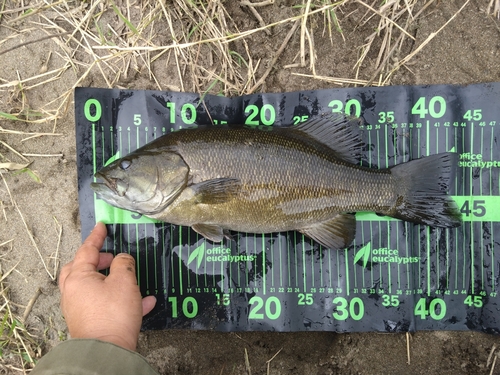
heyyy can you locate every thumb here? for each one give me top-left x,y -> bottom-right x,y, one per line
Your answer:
142,296 -> 157,316
107,253 -> 137,285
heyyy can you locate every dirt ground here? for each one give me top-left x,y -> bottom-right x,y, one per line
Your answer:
1,0 -> 500,374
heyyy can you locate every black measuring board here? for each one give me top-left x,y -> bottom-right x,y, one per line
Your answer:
75,83 -> 500,333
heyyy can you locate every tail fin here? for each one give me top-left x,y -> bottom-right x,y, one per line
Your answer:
389,152 -> 462,228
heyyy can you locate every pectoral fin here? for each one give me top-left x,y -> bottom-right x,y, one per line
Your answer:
298,214 -> 356,250
192,223 -> 232,243
191,178 -> 241,205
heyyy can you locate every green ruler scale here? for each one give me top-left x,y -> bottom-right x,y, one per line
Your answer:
75,83 -> 500,332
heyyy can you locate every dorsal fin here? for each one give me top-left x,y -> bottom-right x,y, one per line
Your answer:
293,114 -> 364,164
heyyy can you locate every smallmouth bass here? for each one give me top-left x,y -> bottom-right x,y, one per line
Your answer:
91,115 -> 461,249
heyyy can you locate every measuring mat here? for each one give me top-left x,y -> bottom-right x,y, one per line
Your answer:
75,83 -> 500,333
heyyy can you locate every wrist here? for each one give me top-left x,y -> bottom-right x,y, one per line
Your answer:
67,318 -> 139,352
91,334 -> 137,351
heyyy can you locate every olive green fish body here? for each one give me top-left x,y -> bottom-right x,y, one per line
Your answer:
91,115 -> 461,249
147,127 -> 395,232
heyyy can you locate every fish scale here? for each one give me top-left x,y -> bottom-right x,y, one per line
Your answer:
91,115 -> 461,249
149,126 -> 394,229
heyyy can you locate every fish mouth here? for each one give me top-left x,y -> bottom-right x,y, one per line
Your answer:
91,172 -> 124,196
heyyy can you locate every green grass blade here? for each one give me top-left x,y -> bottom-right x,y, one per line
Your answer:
111,4 -> 138,35
0,112 -> 19,121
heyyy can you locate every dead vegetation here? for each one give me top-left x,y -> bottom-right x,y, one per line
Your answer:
0,0 -> 495,372
0,0 -> 476,122
0,258 -> 41,373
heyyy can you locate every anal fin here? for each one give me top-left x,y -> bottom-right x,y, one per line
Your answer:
298,214 -> 356,250
192,223 -> 232,243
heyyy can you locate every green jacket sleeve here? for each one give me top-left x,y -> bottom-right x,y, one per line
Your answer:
31,339 -> 159,375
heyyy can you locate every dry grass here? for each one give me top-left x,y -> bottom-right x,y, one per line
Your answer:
0,0 -> 475,139
0,0 -> 473,126
0,259 -> 41,372
0,0 -> 488,372
487,344 -> 500,375
488,0 -> 500,19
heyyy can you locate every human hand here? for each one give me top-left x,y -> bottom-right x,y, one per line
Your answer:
58,222 -> 157,351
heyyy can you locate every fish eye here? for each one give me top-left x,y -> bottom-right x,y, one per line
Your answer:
120,159 -> 132,170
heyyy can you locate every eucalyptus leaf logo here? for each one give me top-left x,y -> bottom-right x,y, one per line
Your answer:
354,242 -> 371,268
186,242 -> 257,270
354,243 -> 420,267
188,243 -> 205,269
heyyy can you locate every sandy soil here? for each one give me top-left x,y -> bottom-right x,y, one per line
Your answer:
1,0 -> 500,374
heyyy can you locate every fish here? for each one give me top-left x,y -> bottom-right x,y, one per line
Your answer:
90,115 -> 462,250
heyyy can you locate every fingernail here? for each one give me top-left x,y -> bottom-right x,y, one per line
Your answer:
94,221 -> 105,228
